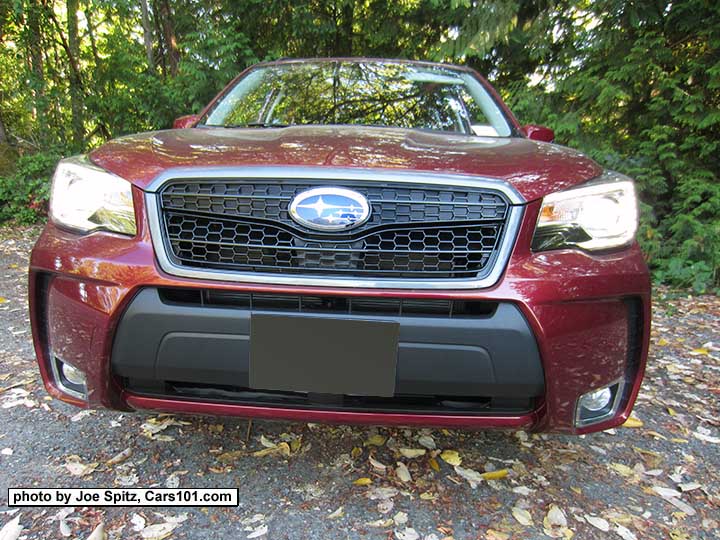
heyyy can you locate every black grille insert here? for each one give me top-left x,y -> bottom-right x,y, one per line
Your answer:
158,180 -> 511,279
158,288 -> 498,318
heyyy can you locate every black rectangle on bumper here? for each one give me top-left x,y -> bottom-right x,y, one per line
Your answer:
111,288 -> 544,412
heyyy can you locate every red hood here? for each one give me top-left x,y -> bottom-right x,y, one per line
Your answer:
89,126 -> 602,201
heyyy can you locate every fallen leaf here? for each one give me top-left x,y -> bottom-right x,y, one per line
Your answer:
378,499 -> 394,514
327,507 -> 344,520
481,469 -> 508,481
395,527 -> 419,540
0,516 -> 22,540
584,515 -> 610,532
369,455 -> 387,472
140,522 -> 177,540
398,448 -> 426,459
440,450 -> 461,466
351,446 -> 363,459
366,434 -> 386,446
419,491 -> 438,501
240,514 -> 265,526
614,524 -> 637,540
417,435 -> 436,450
353,477 -> 372,486
393,511 -> 408,526
217,450 -> 244,463
428,458 -> 440,472
70,410 -> 94,422
165,473 -> 180,489
512,507 -> 533,526
259,435 -> 275,448
609,463 -> 634,477
396,462 -> 412,483
252,442 -> 291,458
115,472 -> 139,486
543,505 -> 570,538
246,525 -> 267,539
63,456 -> 98,477
86,523 -> 106,540
366,487 -> 398,500
131,514 -> 146,532
106,448 -> 132,466
454,465 -> 484,488
693,429 -> 720,444
622,417 -> 644,428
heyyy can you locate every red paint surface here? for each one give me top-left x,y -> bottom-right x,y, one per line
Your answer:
90,127 -> 601,202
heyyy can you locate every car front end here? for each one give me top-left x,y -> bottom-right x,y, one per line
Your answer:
28,59 -> 650,434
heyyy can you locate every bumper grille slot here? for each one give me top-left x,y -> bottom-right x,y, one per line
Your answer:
158,180 -> 510,279
158,288 -> 498,318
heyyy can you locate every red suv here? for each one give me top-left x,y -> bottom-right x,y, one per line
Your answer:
29,59 -> 650,434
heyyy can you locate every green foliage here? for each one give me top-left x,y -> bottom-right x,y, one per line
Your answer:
0,152 -> 59,224
0,0 -> 717,290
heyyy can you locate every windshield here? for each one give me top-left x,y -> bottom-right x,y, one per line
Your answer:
202,61 -> 513,136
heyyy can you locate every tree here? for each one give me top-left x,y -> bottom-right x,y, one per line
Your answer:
67,0 -> 83,148
140,0 -> 155,72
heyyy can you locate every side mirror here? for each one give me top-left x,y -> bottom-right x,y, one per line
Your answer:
173,114 -> 200,129
522,124 -> 555,143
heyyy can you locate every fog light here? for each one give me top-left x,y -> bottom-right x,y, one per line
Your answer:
575,381 -> 623,427
61,363 -> 86,386
579,387 -> 612,412
50,356 -> 87,400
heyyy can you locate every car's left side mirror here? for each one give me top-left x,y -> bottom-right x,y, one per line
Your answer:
521,124 -> 555,143
173,114 -> 200,129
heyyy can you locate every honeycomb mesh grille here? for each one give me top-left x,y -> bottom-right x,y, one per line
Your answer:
159,180 -> 510,279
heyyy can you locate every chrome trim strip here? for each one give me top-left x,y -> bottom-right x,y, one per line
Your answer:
145,167 -> 524,290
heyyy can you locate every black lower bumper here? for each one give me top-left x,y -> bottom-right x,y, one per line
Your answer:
111,288 -> 545,414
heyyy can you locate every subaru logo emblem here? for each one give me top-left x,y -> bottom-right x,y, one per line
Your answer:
289,187 -> 371,231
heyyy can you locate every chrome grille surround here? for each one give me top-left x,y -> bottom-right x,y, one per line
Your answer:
145,167 -> 524,289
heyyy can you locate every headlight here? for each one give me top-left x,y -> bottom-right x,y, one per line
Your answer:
50,156 -> 136,235
532,172 -> 638,252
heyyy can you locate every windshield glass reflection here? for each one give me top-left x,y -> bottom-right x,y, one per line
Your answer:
204,61 -> 512,136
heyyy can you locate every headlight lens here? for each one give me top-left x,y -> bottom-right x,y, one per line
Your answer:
50,156 -> 136,235
532,172 -> 638,252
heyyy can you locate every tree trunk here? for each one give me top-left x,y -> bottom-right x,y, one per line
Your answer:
0,113 -> 8,145
140,0 -> 155,72
156,0 -> 179,77
67,0 -> 84,148
84,5 -> 100,65
26,1 -> 46,123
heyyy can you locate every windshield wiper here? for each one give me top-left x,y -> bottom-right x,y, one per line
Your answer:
218,122 -> 293,128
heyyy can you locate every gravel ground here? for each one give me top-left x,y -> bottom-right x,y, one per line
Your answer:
0,225 -> 718,540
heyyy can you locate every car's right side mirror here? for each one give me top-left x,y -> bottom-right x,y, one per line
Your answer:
522,124 -> 555,143
173,114 -> 200,129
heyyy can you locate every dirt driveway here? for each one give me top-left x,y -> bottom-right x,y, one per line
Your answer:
1,225 -> 718,540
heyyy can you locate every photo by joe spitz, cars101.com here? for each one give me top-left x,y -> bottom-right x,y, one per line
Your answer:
28,58 -> 650,435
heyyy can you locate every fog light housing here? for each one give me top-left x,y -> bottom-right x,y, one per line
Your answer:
50,356 -> 87,400
575,381 -> 623,427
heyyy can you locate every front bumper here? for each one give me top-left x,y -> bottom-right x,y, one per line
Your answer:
29,197 -> 651,434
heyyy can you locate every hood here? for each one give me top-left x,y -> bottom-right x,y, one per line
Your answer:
89,125 -> 603,202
